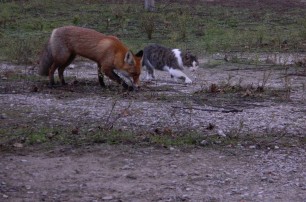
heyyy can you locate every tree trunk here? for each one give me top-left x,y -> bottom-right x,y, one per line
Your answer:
144,0 -> 155,12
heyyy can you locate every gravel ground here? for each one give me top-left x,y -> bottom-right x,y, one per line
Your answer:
0,59 -> 305,201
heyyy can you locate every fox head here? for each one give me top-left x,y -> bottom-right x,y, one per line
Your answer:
122,50 -> 143,87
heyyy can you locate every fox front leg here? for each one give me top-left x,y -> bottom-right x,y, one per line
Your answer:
97,64 -> 106,87
58,66 -> 67,86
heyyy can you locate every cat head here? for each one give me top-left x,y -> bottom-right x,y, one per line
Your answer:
183,51 -> 199,71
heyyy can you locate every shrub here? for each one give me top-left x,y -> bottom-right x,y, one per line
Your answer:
3,35 -> 43,64
140,12 -> 156,40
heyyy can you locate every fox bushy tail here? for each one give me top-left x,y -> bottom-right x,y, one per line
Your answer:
38,41 -> 53,76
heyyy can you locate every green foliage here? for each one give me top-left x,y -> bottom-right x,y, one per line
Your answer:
0,0 -> 305,63
140,12 -> 156,40
1,35 -> 44,64
0,2 -> 19,28
299,18 -> 306,40
170,11 -> 191,41
27,131 -> 48,145
91,130 -> 136,145
1,123 -> 303,151
149,132 -> 202,146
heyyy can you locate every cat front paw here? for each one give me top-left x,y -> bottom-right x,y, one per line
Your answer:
145,73 -> 155,80
185,78 -> 192,84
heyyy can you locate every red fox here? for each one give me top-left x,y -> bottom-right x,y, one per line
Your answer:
38,26 -> 143,90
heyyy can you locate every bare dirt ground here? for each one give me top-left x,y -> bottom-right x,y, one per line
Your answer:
1,145 -> 305,202
0,1 -> 305,201
0,57 -> 305,201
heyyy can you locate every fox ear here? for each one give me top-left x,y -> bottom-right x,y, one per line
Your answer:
135,50 -> 143,57
124,50 -> 135,65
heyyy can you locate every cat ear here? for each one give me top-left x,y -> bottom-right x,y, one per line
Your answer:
125,50 -> 135,65
135,50 -> 143,57
185,51 -> 191,60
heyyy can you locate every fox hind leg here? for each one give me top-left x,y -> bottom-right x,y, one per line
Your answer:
57,54 -> 76,86
49,63 -> 66,87
48,63 -> 58,87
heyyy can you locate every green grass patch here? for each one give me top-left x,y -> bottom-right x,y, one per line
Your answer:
0,1 -> 305,63
1,123 -> 304,152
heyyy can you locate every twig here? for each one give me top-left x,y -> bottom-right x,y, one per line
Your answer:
171,106 -> 243,113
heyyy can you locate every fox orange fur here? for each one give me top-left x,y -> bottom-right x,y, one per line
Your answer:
38,26 -> 143,90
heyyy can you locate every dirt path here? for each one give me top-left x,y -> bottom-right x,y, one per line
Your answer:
1,145 -> 305,202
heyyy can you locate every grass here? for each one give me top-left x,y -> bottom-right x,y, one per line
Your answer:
0,0 -> 305,63
1,123 -> 304,152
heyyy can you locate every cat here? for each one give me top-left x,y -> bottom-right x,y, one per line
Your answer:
142,44 -> 199,84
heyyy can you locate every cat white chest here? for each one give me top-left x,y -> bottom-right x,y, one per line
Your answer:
172,49 -> 183,68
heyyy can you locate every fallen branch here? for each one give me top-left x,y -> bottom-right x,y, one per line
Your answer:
171,106 -> 243,113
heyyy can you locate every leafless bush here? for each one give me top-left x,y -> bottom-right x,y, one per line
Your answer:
140,13 -> 156,40
5,37 -> 40,65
